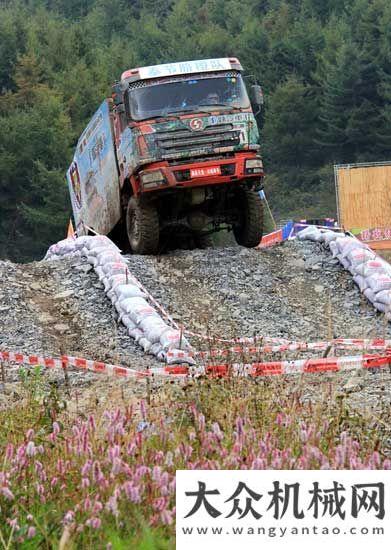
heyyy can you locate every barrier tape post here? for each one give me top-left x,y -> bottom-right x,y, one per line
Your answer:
0,360 -> 5,391
61,353 -> 71,396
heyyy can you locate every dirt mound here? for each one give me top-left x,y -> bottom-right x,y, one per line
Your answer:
0,240 -> 390,413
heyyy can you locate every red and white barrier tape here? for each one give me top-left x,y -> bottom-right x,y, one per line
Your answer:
0,351 -> 143,378
167,338 -> 391,360
191,352 -> 391,377
1,349 -> 391,380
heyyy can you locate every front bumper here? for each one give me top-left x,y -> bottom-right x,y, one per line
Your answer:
137,152 -> 264,193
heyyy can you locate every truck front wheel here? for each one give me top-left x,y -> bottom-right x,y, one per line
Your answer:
233,189 -> 264,248
126,197 -> 159,254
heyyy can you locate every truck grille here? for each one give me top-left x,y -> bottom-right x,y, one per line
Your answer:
155,124 -> 241,157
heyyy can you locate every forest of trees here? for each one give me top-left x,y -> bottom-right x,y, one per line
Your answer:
0,0 -> 390,261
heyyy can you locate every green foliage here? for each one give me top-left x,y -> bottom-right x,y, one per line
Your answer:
0,0 -> 389,261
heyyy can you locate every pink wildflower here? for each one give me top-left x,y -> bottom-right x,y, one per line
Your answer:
50,477 -> 58,489
86,517 -> 101,529
81,477 -> 90,489
160,509 -> 174,525
7,518 -> 20,531
26,441 -> 36,457
52,422 -> 60,435
93,501 -> 103,514
165,451 -> 174,467
5,444 -> 14,461
88,415 -> 96,431
153,497 -> 167,511
111,458 -> 122,476
63,510 -> 75,524
1,487 -> 14,500
123,481 -> 141,503
27,526 -> 36,539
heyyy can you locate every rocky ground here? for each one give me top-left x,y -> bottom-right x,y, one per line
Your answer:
0,239 -> 391,417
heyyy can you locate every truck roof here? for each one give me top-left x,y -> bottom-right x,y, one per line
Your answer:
120,57 -> 243,85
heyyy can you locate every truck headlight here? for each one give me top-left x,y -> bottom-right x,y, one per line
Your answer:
245,158 -> 263,174
140,170 -> 165,188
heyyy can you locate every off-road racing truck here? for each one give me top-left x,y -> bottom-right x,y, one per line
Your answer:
67,57 -> 265,253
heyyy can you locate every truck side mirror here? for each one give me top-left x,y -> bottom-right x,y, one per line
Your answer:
112,82 -> 123,106
251,84 -> 264,107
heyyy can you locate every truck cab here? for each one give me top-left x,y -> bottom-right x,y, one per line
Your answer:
67,57 -> 265,254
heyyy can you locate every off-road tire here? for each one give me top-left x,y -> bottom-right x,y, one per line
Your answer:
233,189 -> 264,248
194,232 -> 214,249
126,197 -> 159,254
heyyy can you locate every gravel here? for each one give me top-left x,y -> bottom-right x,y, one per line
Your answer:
0,240 -> 391,414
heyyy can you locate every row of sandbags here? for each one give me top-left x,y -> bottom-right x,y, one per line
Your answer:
297,226 -> 391,320
44,235 -> 195,364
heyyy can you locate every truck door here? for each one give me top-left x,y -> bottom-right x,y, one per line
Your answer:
66,99 -> 121,236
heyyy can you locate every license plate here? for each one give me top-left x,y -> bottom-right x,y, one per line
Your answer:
190,166 -> 221,178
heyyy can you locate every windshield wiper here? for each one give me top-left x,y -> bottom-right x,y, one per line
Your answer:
197,103 -> 243,110
135,113 -> 181,122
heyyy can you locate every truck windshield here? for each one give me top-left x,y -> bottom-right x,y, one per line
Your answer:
127,73 -> 250,121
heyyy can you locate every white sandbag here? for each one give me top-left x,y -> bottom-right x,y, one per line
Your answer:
165,349 -> 196,365
114,284 -> 145,301
95,266 -> 105,281
354,259 -> 389,277
367,273 -> 391,293
138,337 -> 152,353
296,226 -> 316,240
374,302 -> 389,314
149,343 -> 163,356
48,238 -> 76,256
120,297 -> 158,324
323,231 -> 345,245
109,283 -> 145,303
104,274 -> 128,292
101,261 -> 127,277
297,225 -> 323,242
364,287 -> 376,303
73,236 -> 96,250
95,252 -> 123,268
375,290 -> 391,306
336,236 -> 366,258
45,253 -> 60,261
160,328 -> 190,351
114,301 -> 124,315
119,296 -> 148,312
85,235 -> 120,252
139,316 -> 169,344
347,248 -> 376,268
120,315 -> 136,330
329,241 -> 339,257
353,274 -> 368,292
129,327 -> 144,342
336,253 -> 350,269
87,247 -> 114,266
102,265 -> 129,284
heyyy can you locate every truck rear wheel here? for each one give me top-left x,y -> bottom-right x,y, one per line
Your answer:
233,189 -> 264,248
126,197 -> 159,254
194,232 -> 214,249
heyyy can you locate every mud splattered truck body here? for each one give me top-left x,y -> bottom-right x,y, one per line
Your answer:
67,57 -> 264,253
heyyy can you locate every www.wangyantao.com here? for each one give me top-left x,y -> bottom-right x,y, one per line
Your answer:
180,525 -> 385,537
